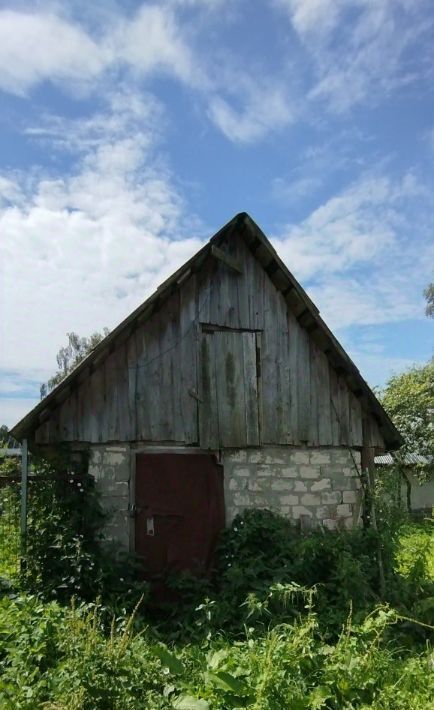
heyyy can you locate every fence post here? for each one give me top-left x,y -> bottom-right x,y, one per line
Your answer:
20,438 -> 28,559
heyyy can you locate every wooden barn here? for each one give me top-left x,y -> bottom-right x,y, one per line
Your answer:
12,213 -> 402,577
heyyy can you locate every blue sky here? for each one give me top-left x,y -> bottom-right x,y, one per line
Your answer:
0,0 -> 433,428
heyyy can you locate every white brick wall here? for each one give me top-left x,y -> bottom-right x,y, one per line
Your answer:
88,445 -> 131,550
223,447 -> 362,529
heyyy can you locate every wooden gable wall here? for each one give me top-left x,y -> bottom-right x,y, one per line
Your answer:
34,231 -> 385,449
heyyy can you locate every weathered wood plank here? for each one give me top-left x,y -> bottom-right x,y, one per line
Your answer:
317,349 -> 332,445
179,273 -> 199,444
287,308 -> 299,445
329,366 -> 340,446
241,332 -> 260,446
297,327 -> 310,443
198,332 -> 219,448
308,343 -> 320,446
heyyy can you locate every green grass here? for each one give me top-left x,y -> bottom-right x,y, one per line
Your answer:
395,520 -> 434,581
0,485 -> 20,582
0,516 -> 433,709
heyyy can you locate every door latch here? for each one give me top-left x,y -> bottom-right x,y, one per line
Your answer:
146,516 -> 155,536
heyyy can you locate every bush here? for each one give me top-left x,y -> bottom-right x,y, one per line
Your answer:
19,452 -> 147,613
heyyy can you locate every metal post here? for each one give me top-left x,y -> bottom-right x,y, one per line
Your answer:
20,438 -> 28,558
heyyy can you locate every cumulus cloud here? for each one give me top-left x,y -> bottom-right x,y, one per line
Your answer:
271,172 -> 433,332
0,91 -> 205,389
0,4 -> 200,96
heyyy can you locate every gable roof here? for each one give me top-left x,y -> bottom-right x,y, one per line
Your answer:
11,212 -> 403,449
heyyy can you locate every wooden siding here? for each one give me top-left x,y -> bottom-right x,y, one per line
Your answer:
34,231 -> 384,449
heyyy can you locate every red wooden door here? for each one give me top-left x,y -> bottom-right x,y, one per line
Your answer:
135,453 -> 225,582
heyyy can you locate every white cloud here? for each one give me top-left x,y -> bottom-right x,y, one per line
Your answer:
273,174 -> 420,279
0,10 -> 107,94
0,5 -> 199,96
0,91 -> 205,386
276,0 -> 433,111
208,78 -> 294,143
271,172 -> 433,329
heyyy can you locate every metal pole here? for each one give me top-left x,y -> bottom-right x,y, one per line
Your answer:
20,438 -> 28,559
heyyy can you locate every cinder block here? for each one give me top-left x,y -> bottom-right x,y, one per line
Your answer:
311,478 -> 331,492
343,467 -> 358,477
271,479 -> 294,491
315,506 -> 332,519
257,465 -> 274,477
292,505 -> 314,519
233,493 -> 251,506
247,450 -> 262,463
261,450 -> 286,464
299,466 -> 321,479
90,450 -> 102,465
310,451 -> 331,465
290,451 -> 310,465
337,503 -> 352,517
227,450 -> 247,463
280,467 -> 298,478
343,490 -> 357,504
280,494 -> 299,505
321,491 -> 342,505
247,480 -> 264,492
115,466 -> 130,482
105,452 -> 127,466
233,466 -> 250,477
322,518 -> 338,531
301,493 -> 321,506
293,480 -> 308,492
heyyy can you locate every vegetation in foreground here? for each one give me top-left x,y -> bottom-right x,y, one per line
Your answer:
0,507 -> 433,709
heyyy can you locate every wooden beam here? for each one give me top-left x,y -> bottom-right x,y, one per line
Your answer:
211,245 -> 243,274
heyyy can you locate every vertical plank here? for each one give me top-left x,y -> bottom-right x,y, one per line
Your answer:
198,332 -> 219,449
213,331 -> 245,446
308,344 -> 319,446
180,273 -> 199,444
317,349 -> 332,445
297,327 -> 310,443
338,376 -> 350,445
242,332 -> 260,446
105,351 -> 119,441
349,391 -> 363,447
287,309 -> 299,444
329,366 -> 340,445
126,333 -> 138,441
260,278 -> 279,443
116,343 -> 130,441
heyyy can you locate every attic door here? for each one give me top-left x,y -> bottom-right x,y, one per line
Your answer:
199,329 -> 260,448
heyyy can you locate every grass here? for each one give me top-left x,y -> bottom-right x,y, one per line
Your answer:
0,517 -> 433,709
0,484 -> 20,582
395,519 -> 434,581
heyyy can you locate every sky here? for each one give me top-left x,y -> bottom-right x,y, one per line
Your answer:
0,0 -> 433,428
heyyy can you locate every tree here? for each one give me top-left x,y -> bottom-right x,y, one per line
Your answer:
40,329 -> 110,399
424,282 -> 434,318
380,358 -> 434,479
0,425 -> 9,447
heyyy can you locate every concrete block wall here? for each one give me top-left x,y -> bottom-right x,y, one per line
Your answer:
87,445 -> 131,549
223,447 -> 362,529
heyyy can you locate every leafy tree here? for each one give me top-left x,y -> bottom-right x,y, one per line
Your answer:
424,282 -> 434,318
0,424 -> 9,447
380,358 -> 434,478
40,329 -> 110,399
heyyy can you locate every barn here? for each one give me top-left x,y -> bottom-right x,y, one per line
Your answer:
11,212 -> 402,577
